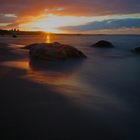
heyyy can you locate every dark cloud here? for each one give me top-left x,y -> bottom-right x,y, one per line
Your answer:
0,14 -> 17,23
0,0 -> 140,16
59,18 -> 140,32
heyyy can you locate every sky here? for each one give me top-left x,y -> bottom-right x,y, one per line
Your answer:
0,0 -> 140,34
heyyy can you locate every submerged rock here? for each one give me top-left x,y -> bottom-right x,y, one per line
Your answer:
23,42 -> 86,60
91,40 -> 114,48
131,47 -> 140,53
12,34 -> 17,38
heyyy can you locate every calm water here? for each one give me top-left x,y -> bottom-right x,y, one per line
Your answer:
0,34 -> 140,139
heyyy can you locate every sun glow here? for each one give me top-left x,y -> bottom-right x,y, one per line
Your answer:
20,14 -> 95,33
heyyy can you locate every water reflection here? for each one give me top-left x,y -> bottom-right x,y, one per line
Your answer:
2,61 -> 29,70
28,59 -> 84,85
1,59 -> 84,85
1,59 -> 123,111
46,33 -> 51,43
28,59 -> 107,109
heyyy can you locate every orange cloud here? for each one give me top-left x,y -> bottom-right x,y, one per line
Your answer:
0,0 -> 140,33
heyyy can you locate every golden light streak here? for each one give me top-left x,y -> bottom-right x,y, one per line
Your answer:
46,33 -> 51,43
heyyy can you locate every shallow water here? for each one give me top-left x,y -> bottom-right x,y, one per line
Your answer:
0,34 -> 140,139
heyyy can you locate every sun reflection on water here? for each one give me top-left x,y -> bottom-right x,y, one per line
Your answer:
1,60 -> 83,85
46,33 -> 51,43
1,60 -> 121,111
2,61 -> 29,70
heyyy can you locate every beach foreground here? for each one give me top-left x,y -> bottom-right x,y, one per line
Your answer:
0,35 -> 140,140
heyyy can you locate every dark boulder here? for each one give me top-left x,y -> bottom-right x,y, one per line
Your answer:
12,35 -> 17,38
131,47 -> 140,53
91,40 -> 114,48
23,42 -> 87,60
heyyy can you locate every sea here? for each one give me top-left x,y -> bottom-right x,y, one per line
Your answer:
0,34 -> 140,140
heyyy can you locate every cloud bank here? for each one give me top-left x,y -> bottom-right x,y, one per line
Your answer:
0,0 -> 140,16
59,18 -> 140,32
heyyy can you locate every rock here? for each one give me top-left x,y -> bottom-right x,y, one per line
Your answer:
23,42 -> 86,60
12,34 -> 17,38
91,40 -> 114,48
131,47 -> 140,53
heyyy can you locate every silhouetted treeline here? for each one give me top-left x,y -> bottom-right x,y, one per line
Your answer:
0,29 -> 44,36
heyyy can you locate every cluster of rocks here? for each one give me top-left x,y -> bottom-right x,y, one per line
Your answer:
22,40 -> 140,61
22,40 -> 114,61
91,40 -> 140,53
1,40 -> 139,62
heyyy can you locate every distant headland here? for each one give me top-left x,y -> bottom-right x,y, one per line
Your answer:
0,29 -> 140,36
